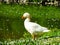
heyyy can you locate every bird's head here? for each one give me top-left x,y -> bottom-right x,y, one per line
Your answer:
22,12 -> 30,19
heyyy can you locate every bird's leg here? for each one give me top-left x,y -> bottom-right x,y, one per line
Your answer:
31,34 -> 35,40
40,32 -> 43,36
39,32 -> 44,37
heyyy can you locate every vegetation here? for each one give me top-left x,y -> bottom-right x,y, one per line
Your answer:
0,4 -> 60,44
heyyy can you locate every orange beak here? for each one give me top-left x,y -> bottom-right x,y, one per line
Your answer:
22,16 -> 25,19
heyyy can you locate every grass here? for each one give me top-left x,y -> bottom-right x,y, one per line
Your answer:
0,33 -> 60,45
0,4 -> 60,44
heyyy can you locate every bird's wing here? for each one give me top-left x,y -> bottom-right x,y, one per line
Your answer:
29,22 -> 49,32
29,22 -> 42,31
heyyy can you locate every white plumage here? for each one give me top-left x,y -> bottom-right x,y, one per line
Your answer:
22,12 -> 50,39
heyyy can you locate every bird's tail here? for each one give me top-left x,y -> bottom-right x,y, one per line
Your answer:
43,30 -> 50,32
42,27 -> 50,32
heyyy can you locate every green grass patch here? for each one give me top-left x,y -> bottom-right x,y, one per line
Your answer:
0,4 -> 60,44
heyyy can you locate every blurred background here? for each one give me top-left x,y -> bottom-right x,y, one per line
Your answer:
0,0 -> 60,42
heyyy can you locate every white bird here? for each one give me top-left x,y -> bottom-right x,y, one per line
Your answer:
22,12 -> 50,39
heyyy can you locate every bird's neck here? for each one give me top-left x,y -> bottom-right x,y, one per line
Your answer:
24,18 -> 30,22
